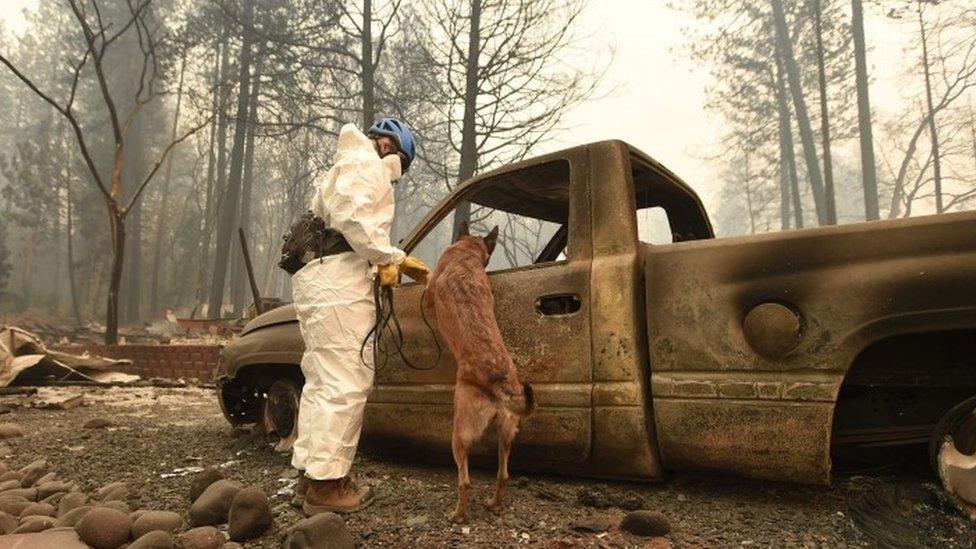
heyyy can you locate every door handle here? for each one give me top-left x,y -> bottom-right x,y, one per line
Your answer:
535,293 -> 581,316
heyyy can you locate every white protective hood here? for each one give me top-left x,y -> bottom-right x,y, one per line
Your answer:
310,124 -> 405,267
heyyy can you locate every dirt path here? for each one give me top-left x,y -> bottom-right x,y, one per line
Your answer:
1,387 -> 973,547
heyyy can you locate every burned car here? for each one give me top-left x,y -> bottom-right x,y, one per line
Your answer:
216,140 -> 976,484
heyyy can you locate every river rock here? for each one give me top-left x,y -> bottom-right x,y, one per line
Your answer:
13,515 -> 56,533
0,510 -> 17,533
20,460 -> 48,488
177,525 -> 226,549
188,479 -> 242,526
0,470 -> 22,482
227,486 -> 272,541
571,516 -> 611,533
129,530 -> 175,549
35,472 -> 57,485
0,423 -> 23,438
37,481 -> 74,500
41,491 -> 68,506
0,527 -> 90,549
75,506 -> 132,549
95,481 -> 129,502
1,497 -> 32,516
102,499 -> 131,513
283,512 -> 354,549
4,487 -> 37,501
189,469 -> 225,502
0,478 -> 21,491
83,418 -> 114,429
58,492 -> 88,517
19,501 -> 56,518
619,510 -> 671,537
221,543 -> 243,549
18,459 -> 46,473
54,505 -> 92,527
131,510 -> 183,538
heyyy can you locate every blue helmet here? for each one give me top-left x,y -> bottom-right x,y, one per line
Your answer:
367,117 -> 416,171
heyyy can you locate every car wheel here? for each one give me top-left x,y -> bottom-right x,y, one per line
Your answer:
929,395 -> 976,473
264,378 -> 302,452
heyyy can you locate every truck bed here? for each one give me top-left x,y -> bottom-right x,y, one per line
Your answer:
641,209 -> 976,483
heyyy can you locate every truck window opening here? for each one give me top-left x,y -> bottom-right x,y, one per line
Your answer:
410,160 -> 572,272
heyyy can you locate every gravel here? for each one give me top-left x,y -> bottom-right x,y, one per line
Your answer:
0,386 -> 974,547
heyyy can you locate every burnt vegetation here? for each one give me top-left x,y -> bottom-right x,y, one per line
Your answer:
0,0 -> 606,337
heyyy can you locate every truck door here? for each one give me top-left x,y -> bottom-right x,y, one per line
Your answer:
363,159 -> 594,469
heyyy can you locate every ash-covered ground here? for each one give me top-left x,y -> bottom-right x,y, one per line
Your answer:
2,386 -> 974,548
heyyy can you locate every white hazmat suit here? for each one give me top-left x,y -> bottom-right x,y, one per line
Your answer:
291,123 -> 405,480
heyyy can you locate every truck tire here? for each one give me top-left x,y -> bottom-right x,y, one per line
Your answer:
929,395 -> 976,473
263,378 -> 302,452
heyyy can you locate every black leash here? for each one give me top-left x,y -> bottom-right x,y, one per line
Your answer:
360,278 -> 442,371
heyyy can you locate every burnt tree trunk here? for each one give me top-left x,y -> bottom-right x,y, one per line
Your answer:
452,0 -> 482,238
918,2 -> 943,213
65,170 -> 82,326
150,50 -> 186,315
970,103 -> 975,172
231,63 -> 261,316
209,0 -> 255,319
22,230 -> 35,306
775,50 -> 803,229
852,0 -> 879,220
198,35 -> 227,314
813,0 -> 837,225
361,0 -> 375,129
121,112 -> 145,325
744,154 -> 756,234
106,205 -> 125,345
771,0 -> 828,225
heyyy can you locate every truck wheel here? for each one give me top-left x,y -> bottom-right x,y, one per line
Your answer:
929,395 -> 976,473
263,378 -> 302,452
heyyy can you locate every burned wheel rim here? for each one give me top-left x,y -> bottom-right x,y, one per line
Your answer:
264,379 -> 301,437
930,395 -> 976,473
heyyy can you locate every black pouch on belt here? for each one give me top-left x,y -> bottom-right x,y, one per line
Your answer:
278,210 -> 354,275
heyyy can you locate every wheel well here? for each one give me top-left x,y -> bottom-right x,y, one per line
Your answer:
235,363 -> 304,390
219,363 -> 304,425
831,330 -> 976,461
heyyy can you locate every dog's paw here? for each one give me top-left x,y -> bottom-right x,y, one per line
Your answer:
486,498 -> 505,515
449,510 -> 468,524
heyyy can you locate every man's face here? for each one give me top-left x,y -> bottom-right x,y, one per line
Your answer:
374,136 -> 398,158
374,136 -> 408,170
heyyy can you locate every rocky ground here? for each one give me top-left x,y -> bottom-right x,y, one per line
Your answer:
1,386 -> 975,548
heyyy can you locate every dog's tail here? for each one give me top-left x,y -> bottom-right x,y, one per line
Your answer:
506,381 -> 536,417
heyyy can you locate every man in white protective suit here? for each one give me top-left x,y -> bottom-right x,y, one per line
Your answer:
290,117 -> 429,516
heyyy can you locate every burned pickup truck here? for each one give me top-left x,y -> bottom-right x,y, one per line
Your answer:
216,140 -> 976,485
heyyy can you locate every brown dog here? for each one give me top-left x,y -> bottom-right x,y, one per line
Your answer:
424,221 -> 536,523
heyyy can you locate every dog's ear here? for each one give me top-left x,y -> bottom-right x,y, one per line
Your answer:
454,220 -> 469,242
484,225 -> 499,256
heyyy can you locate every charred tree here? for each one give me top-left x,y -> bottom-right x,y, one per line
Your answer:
775,56 -> 801,229
209,0 -> 255,319
361,0 -> 375,128
917,1 -> 944,213
150,50 -> 186,315
851,0 -> 879,220
0,0 -> 209,343
231,60 -> 262,316
451,0 -> 482,237
198,30 -> 229,314
771,0 -> 828,225
813,0 -> 837,225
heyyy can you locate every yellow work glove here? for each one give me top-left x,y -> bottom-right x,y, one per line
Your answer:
399,256 -> 430,283
378,264 -> 399,288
